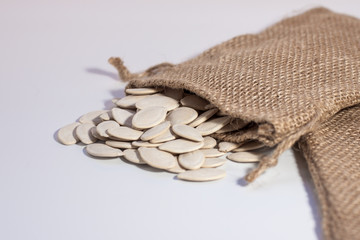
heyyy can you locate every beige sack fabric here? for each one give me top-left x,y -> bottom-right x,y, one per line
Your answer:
109,8 -> 360,239
299,104 -> 360,240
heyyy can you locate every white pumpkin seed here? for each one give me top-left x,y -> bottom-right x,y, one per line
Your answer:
58,122 -> 81,145
96,120 -> 120,138
201,136 -> 217,149
79,110 -> 107,125
115,95 -> 147,109
140,121 -> 171,141
218,141 -> 241,152
166,107 -> 198,125
227,151 -> 262,162
172,124 -> 203,142
107,126 -> 143,141
136,95 -> 179,111
105,140 -> 133,149
150,128 -> 177,143
132,106 -> 167,130
189,108 -> 219,127
99,111 -> 112,121
200,148 -> 226,158
126,88 -> 161,95
178,150 -> 205,170
138,147 -> 177,169
131,141 -> 161,147
177,168 -> 226,182
196,116 -> 231,136
90,127 -> 107,141
111,108 -> 135,126
159,139 -> 204,154
75,123 -> 96,144
86,143 -> 123,157
202,158 -> 227,168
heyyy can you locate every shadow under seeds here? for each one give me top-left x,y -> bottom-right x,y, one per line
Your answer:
85,67 -> 127,109
86,67 -> 119,81
118,156 -> 163,173
103,88 -> 126,109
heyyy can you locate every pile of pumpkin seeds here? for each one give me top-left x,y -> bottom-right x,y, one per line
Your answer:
57,87 -> 269,182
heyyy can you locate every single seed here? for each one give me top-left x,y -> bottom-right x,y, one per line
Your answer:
58,122 -> 81,145
132,106 -> 167,130
196,116 -> 231,136
99,111 -> 112,121
115,95 -> 147,109
202,158 -> 227,168
178,150 -> 205,170
105,140 -> 133,149
90,127 -> 107,141
96,120 -> 120,138
138,147 -> 177,169
218,142 -> 241,152
200,148 -> 226,158
107,126 -> 143,141
126,88 -> 161,95
172,124 -> 204,142
150,128 -> 177,143
227,151 -> 262,162
201,136 -> 217,149
180,95 -> 209,111
166,107 -> 198,125
136,95 -> 179,111
111,108 -> 135,126
189,108 -> 219,127
159,139 -> 204,154
131,141 -> 161,147
86,143 -> 123,157
177,168 -> 226,182
75,123 -> 97,144
141,121 -> 171,141
79,110 -> 107,124
232,141 -> 265,152
123,149 -> 146,164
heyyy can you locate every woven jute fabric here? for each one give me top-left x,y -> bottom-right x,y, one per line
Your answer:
109,8 -> 360,239
299,104 -> 360,240
110,7 -> 360,181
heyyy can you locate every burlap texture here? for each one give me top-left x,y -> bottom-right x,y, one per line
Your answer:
109,7 -> 360,239
299,104 -> 360,240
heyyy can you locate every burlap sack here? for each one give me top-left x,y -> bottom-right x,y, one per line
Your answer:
299,104 -> 360,240
109,7 -> 360,239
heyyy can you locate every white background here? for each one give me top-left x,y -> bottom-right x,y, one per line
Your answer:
0,1 -> 359,239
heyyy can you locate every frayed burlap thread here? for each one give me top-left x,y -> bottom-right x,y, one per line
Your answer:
110,8 -> 360,239
299,104 -> 360,240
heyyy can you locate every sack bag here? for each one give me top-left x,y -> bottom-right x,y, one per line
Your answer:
299,104 -> 360,240
109,8 -> 360,240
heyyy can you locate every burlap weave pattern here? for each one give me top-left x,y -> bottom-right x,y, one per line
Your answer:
300,104 -> 360,240
109,8 -> 360,239
122,8 -> 360,148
